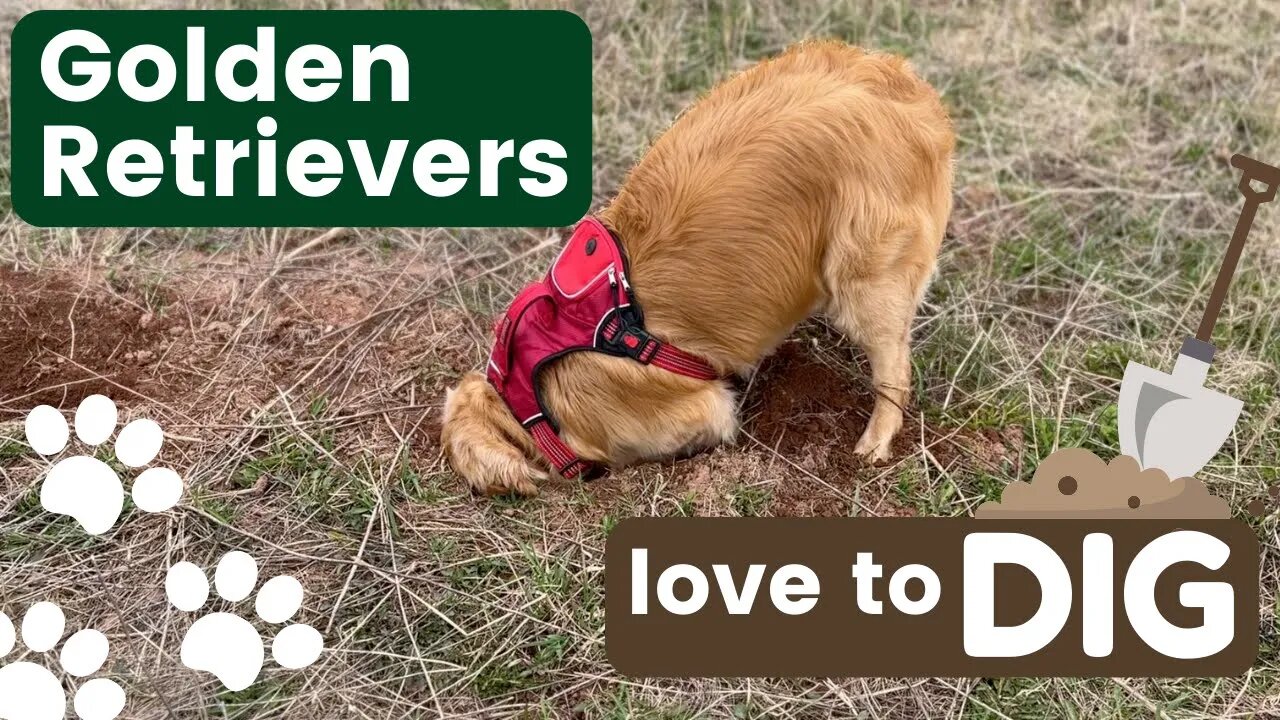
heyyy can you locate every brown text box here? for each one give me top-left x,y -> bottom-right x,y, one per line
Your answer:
605,518 -> 1258,677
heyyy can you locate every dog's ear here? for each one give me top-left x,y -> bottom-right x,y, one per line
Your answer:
441,372 -> 547,496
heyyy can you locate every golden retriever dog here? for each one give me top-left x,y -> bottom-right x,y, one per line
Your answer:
443,41 -> 954,495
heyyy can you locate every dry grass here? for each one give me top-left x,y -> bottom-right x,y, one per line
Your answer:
2,0 -> 1280,717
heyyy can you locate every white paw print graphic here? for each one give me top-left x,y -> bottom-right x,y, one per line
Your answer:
24,396 -> 183,535
166,551 -> 324,692
0,603 -> 125,720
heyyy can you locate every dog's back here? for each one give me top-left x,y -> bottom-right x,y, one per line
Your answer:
604,41 -> 954,369
444,42 -> 954,495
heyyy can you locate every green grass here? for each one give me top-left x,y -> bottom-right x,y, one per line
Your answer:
188,488 -> 239,524
213,680 -> 295,719
728,483 -> 771,516
574,686 -> 697,720
233,414 -> 387,531
2,1 -> 1279,718
0,437 -> 28,463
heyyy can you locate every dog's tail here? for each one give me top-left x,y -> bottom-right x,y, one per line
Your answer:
441,372 -> 547,496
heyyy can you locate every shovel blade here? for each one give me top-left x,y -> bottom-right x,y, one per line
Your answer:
1118,361 -> 1242,479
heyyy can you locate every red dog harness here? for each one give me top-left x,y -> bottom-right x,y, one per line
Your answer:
486,217 -> 719,478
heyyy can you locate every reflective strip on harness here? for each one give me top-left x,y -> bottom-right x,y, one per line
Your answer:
529,418 -> 589,478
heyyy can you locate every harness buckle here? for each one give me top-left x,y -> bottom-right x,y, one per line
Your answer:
604,320 -> 659,363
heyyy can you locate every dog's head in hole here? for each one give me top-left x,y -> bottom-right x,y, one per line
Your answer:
443,40 -> 954,496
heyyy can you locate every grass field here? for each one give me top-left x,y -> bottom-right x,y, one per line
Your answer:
2,0 -> 1280,717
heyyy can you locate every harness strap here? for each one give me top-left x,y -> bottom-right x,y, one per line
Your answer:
527,318 -> 720,480
528,417 -> 591,479
601,317 -> 719,380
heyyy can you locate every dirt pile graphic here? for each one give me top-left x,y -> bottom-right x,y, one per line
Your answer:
976,448 -> 1229,519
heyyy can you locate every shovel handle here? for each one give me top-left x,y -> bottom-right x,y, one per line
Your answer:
1196,154 -> 1279,343
1231,154 -> 1280,203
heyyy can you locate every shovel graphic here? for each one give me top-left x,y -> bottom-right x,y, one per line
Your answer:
1118,154 -> 1280,479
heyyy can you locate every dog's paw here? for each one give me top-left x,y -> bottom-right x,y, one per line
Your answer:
473,456 -> 545,497
853,428 -> 894,464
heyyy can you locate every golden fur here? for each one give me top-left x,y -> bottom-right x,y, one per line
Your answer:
443,41 -> 954,495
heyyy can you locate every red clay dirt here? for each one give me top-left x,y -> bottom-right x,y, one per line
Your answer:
673,337 -> 1020,517
739,339 -> 916,516
743,339 -> 899,458
0,267 -> 173,410
2,262 -> 1020,521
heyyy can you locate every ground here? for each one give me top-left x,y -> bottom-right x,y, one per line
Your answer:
2,0 -> 1279,718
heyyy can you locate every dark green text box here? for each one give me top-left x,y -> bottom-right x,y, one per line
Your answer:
12,10 -> 591,227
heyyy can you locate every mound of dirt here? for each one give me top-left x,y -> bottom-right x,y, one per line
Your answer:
738,341 -> 889,515
711,338 -> 1021,517
743,340 -> 886,458
976,448 -> 1229,519
0,268 -> 172,408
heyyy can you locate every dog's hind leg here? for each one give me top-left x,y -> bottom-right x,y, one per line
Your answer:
823,220 -> 937,462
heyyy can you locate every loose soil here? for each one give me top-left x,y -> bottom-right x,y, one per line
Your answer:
2,263 -> 1020,520
0,267 -> 172,408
